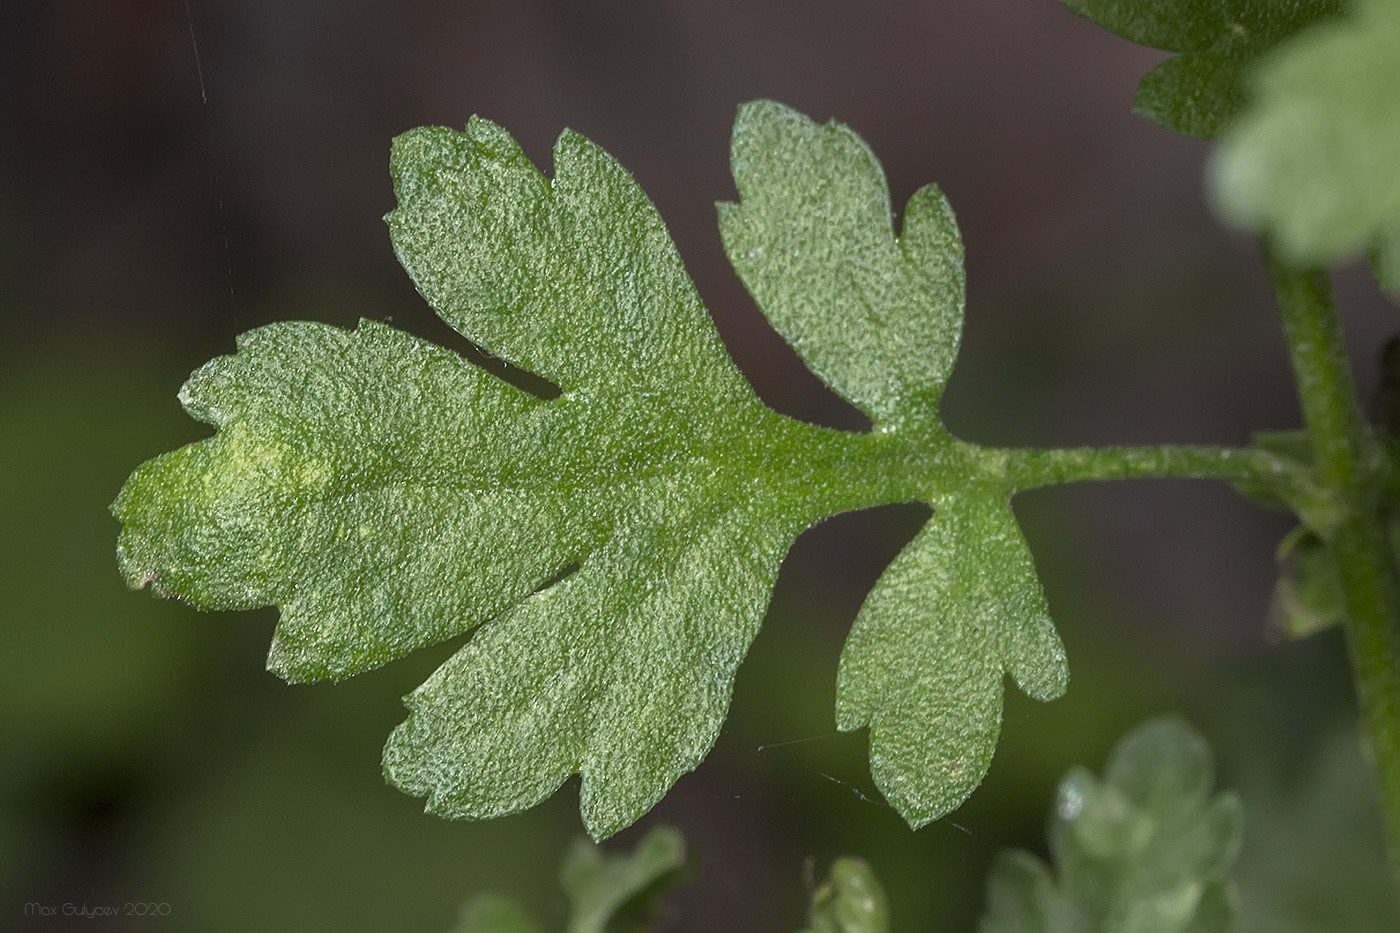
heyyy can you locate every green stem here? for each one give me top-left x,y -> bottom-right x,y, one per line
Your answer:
1271,256 -> 1400,887
990,443 -> 1314,495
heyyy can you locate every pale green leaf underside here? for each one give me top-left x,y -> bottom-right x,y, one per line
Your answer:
115,116 -> 864,839
1062,0 -> 1342,138
1209,0 -> 1400,298
388,117 -> 752,399
719,100 -> 965,432
114,102 -> 1069,839
979,716 -> 1243,933
115,320 -> 592,682
381,478 -> 812,837
836,493 -> 1067,828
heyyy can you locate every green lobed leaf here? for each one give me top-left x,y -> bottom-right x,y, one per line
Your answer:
1061,0 -> 1343,138
719,100 -> 965,433
115,320 -> 589,682
799,858 -> 891,933
1208,0 -> 1400,298
116,115 -> 873,839
835,494 -> 1067,828
387,118 -> 752,398
979,716 -> 1243,933
722,102 -> 1067,829
115,102 -> 1069,838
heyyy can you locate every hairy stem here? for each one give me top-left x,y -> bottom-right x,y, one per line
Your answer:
847,431 -> 1323,517
1271,256 -> 1400,887
992,443 -> 1315,495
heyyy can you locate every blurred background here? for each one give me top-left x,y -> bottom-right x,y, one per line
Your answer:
2,0 -> 1397,929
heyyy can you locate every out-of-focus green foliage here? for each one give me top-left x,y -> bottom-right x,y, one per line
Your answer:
799,857 -> 890,933
453,825 -> 685,933
979,716 -> 1241,933
1060,0 -> 1342,138
1230,429 -> 1348,640
1209,0 -> 1400,298
1268,525 -> 1348,640
452,896 -> 541,933
559,826 -> 685,933
1232,424 -> 1400,642
1232,728 -> 1400,931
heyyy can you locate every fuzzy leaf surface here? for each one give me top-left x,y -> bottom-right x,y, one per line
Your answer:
719,102 -> 1068,828
1061,0 -> 1342,138
979,716 -> 1243,933
719,100 -> 965,432
115,102 -> 1070,838
115,115 -> 885,840
1209,0 -> 1400,296
835,493 -> 1067,827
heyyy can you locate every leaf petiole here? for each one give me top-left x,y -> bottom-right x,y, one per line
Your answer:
991,442 -> 1320,496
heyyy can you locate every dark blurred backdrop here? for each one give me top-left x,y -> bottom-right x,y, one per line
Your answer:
3,1 -> 1396,930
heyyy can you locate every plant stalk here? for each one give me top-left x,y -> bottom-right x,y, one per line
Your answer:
1271,256 -> 1400,888
995,443 -> 1315,496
